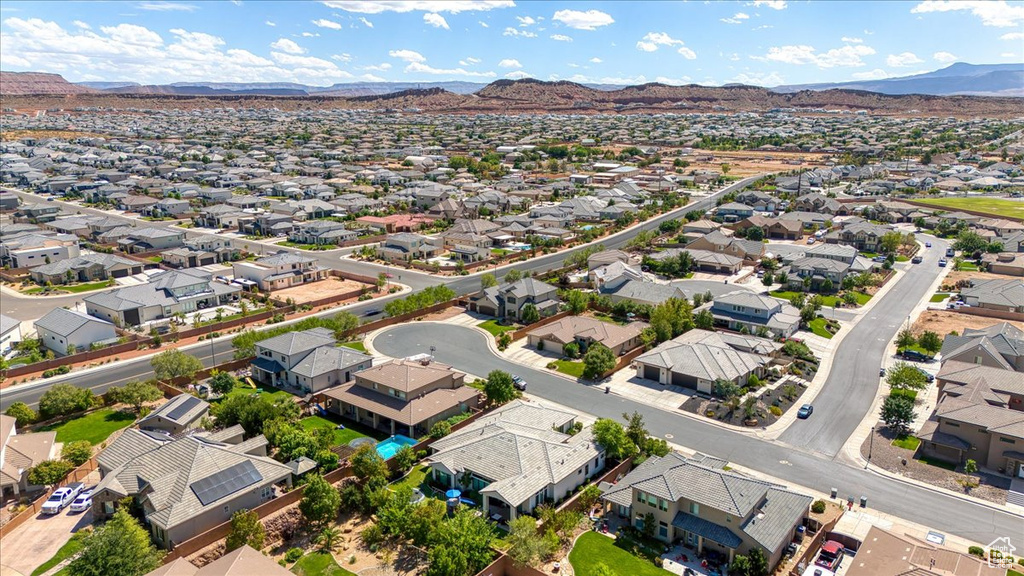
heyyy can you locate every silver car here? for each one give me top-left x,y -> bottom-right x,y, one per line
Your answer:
69,489 -> 94,513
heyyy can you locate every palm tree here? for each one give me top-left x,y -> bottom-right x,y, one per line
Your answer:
316,527 -> 341,554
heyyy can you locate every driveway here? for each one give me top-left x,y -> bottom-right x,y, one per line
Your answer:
1,481 -> 97,576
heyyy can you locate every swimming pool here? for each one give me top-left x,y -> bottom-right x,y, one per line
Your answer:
376,434 -> 418,459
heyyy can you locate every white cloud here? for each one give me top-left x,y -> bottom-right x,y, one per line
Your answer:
635,32 -> 696,58
404,61 -> 496,77
886,51 -> 924,67
332,53 -> 352,62
321,1 -> 513,14
423,13 -> 449,29
751,0 -> 787,9
589,57 -> 602,63
478,20 -> 489,27
933,51 -> 958,63
359,17 -> 373,27
300,32 -> 320,37
731,71 -> 785,86
1000,31 -> 1024,40
911,1 -> 1024,27
270,38 -> 305,54
271,51 -> 349,73
851,68 -> 889,80
498,58 -> 522,68
1001,52 -> 1019,57
101,24 -> 164,47
503,27 -> 537,38
72,20 -> 90,30
654,75 -> 692,85
137,2 -> 197,11
265,20 -> 276,26
841,36 -> 863,43
552,9 -> 614,30
458,56 -> 481,65
721,12 -> 749,24
550,34 -> 573,42
756,43 -> 875,67
363,62 -> 392,71
312,18 -> 342,29
388,49 -> 426,63
516,16 -> 535,26
505,70 -> 532,79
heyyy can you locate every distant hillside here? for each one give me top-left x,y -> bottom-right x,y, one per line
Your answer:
101,84 -> 308,96
0,71 -> 96,95
775,63 -> 1024,96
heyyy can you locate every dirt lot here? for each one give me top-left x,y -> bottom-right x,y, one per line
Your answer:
271,277 -> 371,305
939,270 -> 1008,291
912,309 -> 1024,337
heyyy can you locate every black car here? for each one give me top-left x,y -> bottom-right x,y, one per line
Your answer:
914,367 -> 935,383
911,256 -> 922,264
363,308 -> 383,316
900,349 -> 933,362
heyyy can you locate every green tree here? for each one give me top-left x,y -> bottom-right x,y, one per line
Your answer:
61,440 -> 93,466
761,271 -> 774,286
484,370 -> 519,405
506,515 -> 555,568
746,226 -> 764,241
953,231 -> 987,255
582,343 -> 615,379
28,459 -> 75,486
694,308 -> 714,330
918,330 -> 942,355
577,484 -> 602,513
299,474 -> 341,529
623,411 -> 648,455
38,384 -> 95,419
151,349 -> 204,382
881,394 -> 916,437
564,289 -> 590,314
430,420 -> 452,439
225,509 -> 265,552
503,269 -> 523,283
316,526 -> 342,553
211,394 -> 298,436
897,329 -> 917,350
799,303 -> 818,326
880,231 -> 902,254
108,381 -> 162,413
394,444 -> 417,473
592,418 -> 638,460
731,555 -> 751,576
886,362 -> 928,391
208,370 -> 239,395
480,273 -> 498,290
714,379 -> 741,400
4,402 -> 36,427
520,303 -> 540,324
426,545 -> 468,576
591,564 -> 617,576
429,506 -> 496,575
67,508 -> 164,576
747,547 -> 769,576
407,498 -> 447,547
964,459 -> 978,475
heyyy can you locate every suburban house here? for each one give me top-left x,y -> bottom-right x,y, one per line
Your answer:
698,291 -> 800,338
289,220 -> 358,246
148,545 -> 293,576
649,248 -> 743,275
84,269 -> 241,327
824,221 -> 893,252
599,451 -> 811,569
34,307 -> 118,356
959,279 -> 1024,313
715,202 -> 755,222
29,253 -> 144,285
469,278 -> 561,321
14,203 -> 60,223
426,400 -> 605,523
161,236 -> 238,268
792,192 -> 846,215
783,257 -> 850,291
685,231 -> 765,264
138,395 -> 211,435
635,329 -> 779,392
231,252 -> 329,292
0,414 -> 59,500
983,252 -> 1024,277
376,232 -> 444,262
323,356 -> 480,437
600,279 -> 688,307
92,428 -> 292,548
0,231 -> 81,269
587,249 -> 638,270
251,328 -> 372,394
527,316 -> 648,356
845,526 -> 1003,576
116,227 -> 186,253
0,314 -> 23,359
939,322 -> 1024,372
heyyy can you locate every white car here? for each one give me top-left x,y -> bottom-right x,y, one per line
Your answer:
41,487 -> 77,515
69,490 -> 93,513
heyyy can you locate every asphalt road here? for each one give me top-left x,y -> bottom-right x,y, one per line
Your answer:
776,235 -> 951,457
371,322 -> 1021,547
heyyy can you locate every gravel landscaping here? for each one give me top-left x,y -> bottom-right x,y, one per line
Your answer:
859,427 -> 1009,504
680,381 -> 808,427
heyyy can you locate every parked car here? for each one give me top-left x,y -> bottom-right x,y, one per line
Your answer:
879,367 -> 886,377
69,489 -> 94,513
946,247 -> 955,257
872,255 -> 887,263
41,483 -> 84,514
797,404 -> 814,419
925,242 -> 931,248
938,258 -> 947,267
911,256 -> 923,264
913,367 -> 936,383
900,349 -> 934,362
807,237 -> 816,245
512,375 -> 527,391
816,540 -> 845,571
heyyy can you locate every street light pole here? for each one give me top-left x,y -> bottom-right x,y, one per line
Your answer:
867,426 -> 874,468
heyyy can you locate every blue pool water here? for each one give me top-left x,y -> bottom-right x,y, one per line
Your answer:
376,435 -> 418,459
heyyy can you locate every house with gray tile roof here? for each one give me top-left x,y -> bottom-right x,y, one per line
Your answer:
0,414 -> 59,499
34,307 -> 117,357
425,399 -> 604,523
138,394 -> 211,435
599,451 -> 810,570
84,269 -> 240,327
685,230 -> 765,263
252,328 -> 371,394
469,277 -> 561,321
959,278 -> 1024,313
940,322 -> 1024,372
230,251 -> 329,292
0,314 -> 22,360
599,278 -> 688,307
29,253 -> 143,285
634,329 -> 776,392
91,431 -> 291,548
701,291 -> 800,338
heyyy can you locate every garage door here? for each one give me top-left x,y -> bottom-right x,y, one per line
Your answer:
643,365 -> 660,381
671,371 -> 693,389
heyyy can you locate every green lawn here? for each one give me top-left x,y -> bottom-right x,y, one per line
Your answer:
31,531 -> 88,576
770,291 -> 840,308
553,360 -> 586,378
808,318 -> 834,340
860,251 -> 879,259
895,255 -> 909,262
391,464 -> 430,493
891,389 -> 919,402
569,532 -> 673,576
217,382 -> 293,404
912,197 -> 1024,220
917,455 -> 957,471
930,293 -> 951,303
279,242 -> 333,251
23,281 -> 113,295
291,552 -> 357,576
592,312 -> 628,326
955,261 -> 979,271
299,415 -> 380,446
848,291 -> 872,306
339,341 -> 366,352
41,409 -> 136,445
147,256 -> 163,263
892,436 -> 922,451
1006,569 -> 1023,576
477,319 -> 516,337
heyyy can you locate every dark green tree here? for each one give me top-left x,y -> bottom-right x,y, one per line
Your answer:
67,508 -> 164,576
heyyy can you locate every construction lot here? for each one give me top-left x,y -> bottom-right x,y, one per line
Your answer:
912,309 -> 1024,337
271,277 -> 371,305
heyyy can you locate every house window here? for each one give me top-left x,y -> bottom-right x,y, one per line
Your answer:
974,356 -> 983,364
1000,437 -> 1016,444
689,502 -> 699,516
946,422 -> 960,428
659,521 -> 669,539
658,498 -> 668,512
261,485 -> 273,500
637,492 -> 646,505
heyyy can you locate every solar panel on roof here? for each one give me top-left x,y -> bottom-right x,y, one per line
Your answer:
165,395 -> 202,422
190,461 -> 263,506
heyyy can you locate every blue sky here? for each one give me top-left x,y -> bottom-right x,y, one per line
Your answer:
1,1 -> 1021,87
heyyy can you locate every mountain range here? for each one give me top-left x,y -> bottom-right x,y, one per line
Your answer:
774,63 -> 1024,97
